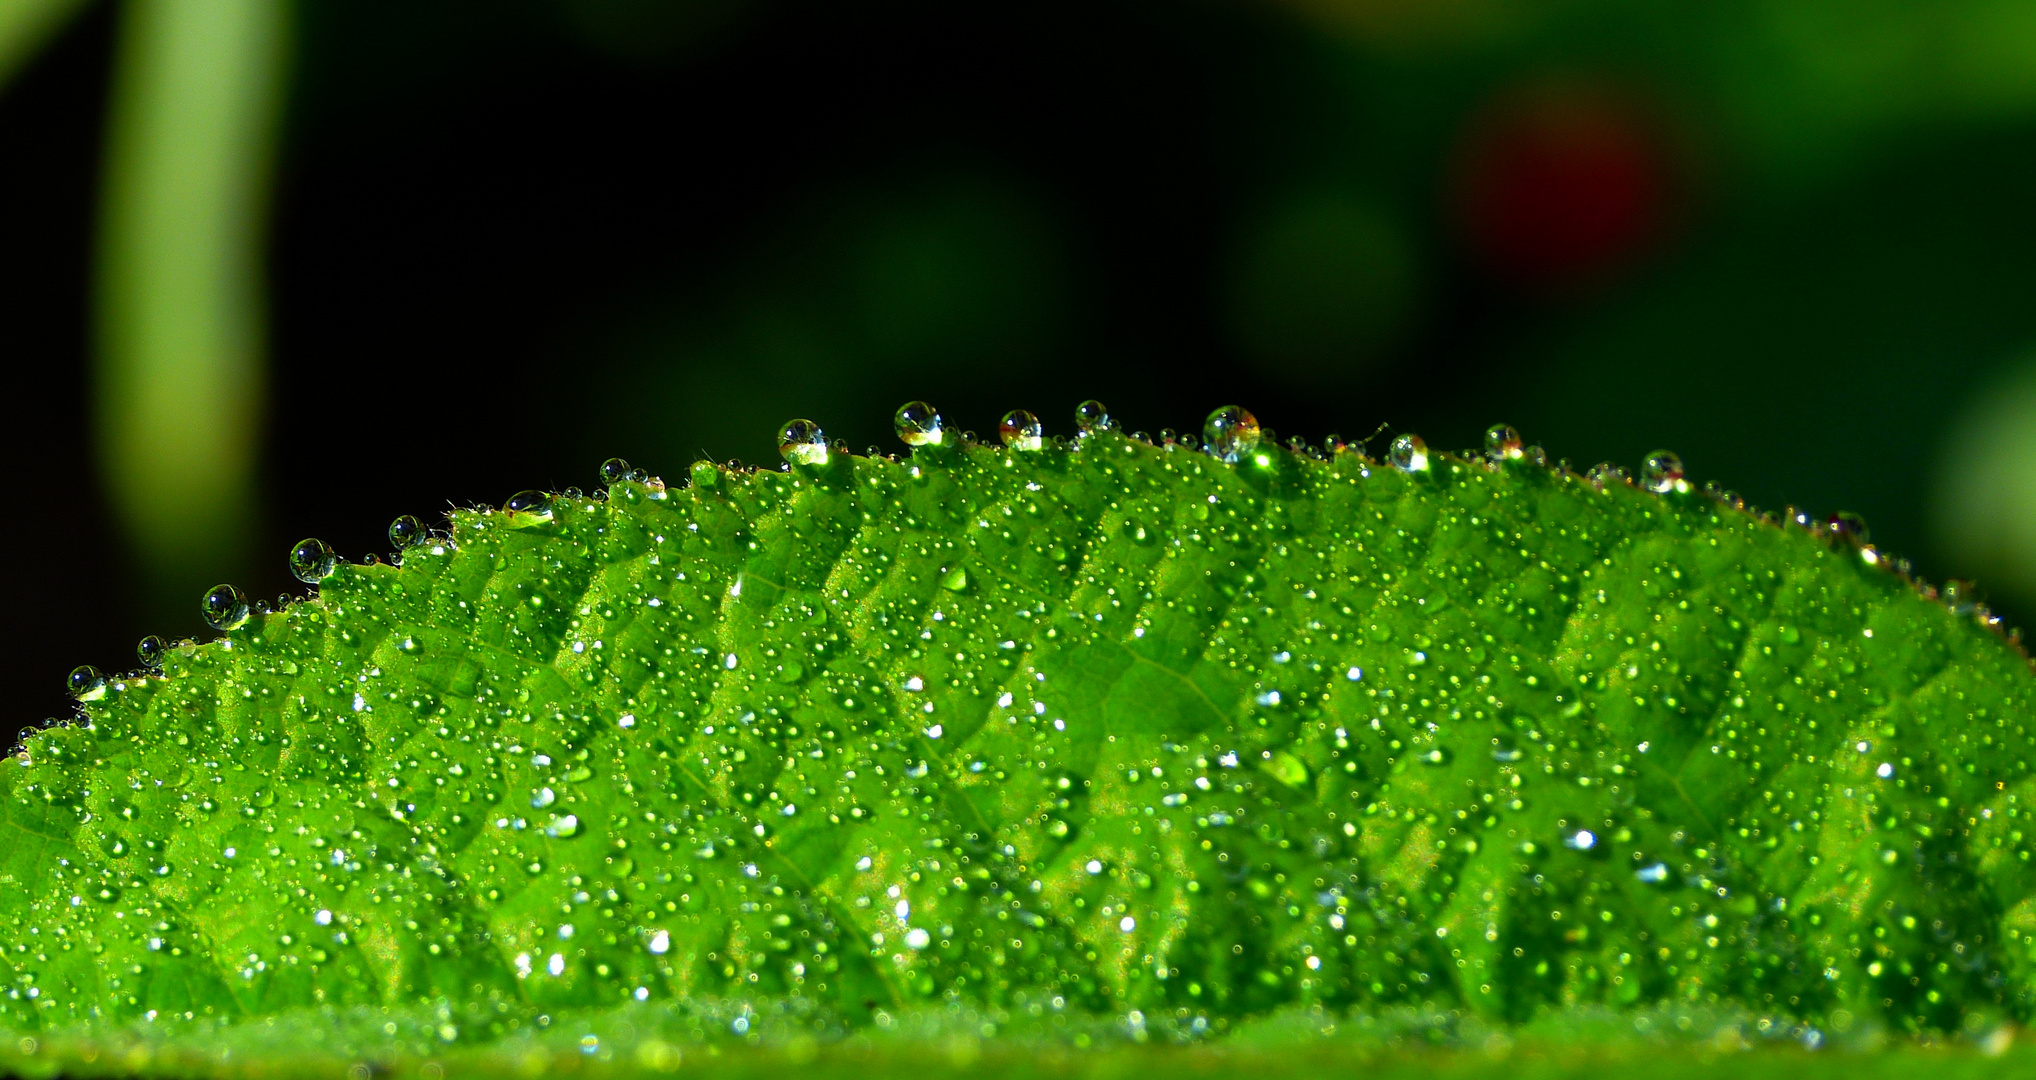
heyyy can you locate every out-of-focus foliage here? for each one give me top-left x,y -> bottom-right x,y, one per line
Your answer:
0,0 -> 86,91
13,0 -> 2036,732
95,0 -> 289,623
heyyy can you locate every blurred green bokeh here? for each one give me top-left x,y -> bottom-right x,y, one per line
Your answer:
18,0 -> 2036,719
95,0 -> 288,627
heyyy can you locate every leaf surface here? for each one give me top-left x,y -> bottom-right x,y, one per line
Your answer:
16,434 -> 2036,1055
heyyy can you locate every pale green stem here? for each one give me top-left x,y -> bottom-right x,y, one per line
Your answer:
96,0 -> 290,624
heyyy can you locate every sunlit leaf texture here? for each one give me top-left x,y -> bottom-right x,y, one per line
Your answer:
13,417 -> 2036,1071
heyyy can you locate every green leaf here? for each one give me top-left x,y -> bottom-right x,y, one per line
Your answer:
15,428 -> 2036,1066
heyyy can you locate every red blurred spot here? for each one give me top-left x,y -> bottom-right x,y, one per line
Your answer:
1453,85 -> 1673,288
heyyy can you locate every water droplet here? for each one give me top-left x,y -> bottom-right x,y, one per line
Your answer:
136,636 -> 168,669
1635,862 -> 1669,883
1389,434 -> 1429,472
1484,423 -> 1523,461
201,585 -> 250,632
1565,829 -> 1597,850
1075,400 -> 1112,433
1263,752 -> 1308,787
999,410 -> 1044,451
1945,579 -> 1980,614
388,515 -> 425,550
1827,511 -> 1870,546
1641,450 -> 1684,494
1586,463 -> 1628,488
940,566 -> 969,592
599,457 -> 630,483
504,491 -> 555,522
288,538 -> 337,583
778,419 -> 829,467
894,402 -> 944,448
1203,406 -> 1262,463
67,665 -> 105,702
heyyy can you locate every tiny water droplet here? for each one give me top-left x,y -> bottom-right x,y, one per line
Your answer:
999,410 -> 1044,451
1484,424 -> 1523,461
1075,400 -> 1112,433
1389,434 -> 1429,472
201,585 -> 250,631
778,419 -> 829,467
504,490 -> 555,522
599,457 -> 630,483
1827,511 -> 1869,546
894,402 -> 944,448
67,665 -> 106,701
940,566 -> 969,592
388,515 -> 425,550
288,538 -> 338,583
1586,463 -> 1628,488
1945,579 -> 1980,614
1641,450 -> 1684,494
136,636 -> 168,669
1203,406 -> 1262,463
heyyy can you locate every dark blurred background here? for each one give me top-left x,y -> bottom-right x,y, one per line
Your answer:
13,0 -> 2036,735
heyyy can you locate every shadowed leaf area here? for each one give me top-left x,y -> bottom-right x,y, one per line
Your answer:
11,430 -> 2036,1073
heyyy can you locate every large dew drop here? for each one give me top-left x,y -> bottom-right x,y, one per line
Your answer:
893,401 -> 944,448
599,457 -> 630,484
1204,406 -> 1262,463
1484,423 -> 1523,461
66,665 -> 105,702
388,514 -> 426,550
200,584 -> 250,632
1075,399 -> 1112,434
504,490 -> 555,523
999,409 -> 1044,451
778,419 -> 829,467
136,635 -> 168,669
288,538 -> 338,584
1390,433 -> 1429,472
1641,450 -> 1685,494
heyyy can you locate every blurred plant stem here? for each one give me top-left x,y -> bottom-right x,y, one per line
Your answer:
0,0 -> 87,90
96,0 -> 289,630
